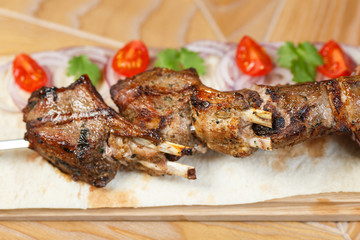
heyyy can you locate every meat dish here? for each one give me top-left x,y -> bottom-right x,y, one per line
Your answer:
23,75 -> 195,187
23,69 -> 360,187
111,68 -> 360,157
110,68 -> 206,158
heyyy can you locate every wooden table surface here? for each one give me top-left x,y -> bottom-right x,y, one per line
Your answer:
1,0 -> 360,239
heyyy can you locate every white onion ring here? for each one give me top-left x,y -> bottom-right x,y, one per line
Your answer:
6,67 -> 28,110
61,46 -> 113,67
217,47 -> 238,87
61,46 -> 114,58
185,40 -> 233,58
32,51 -> 69,67
0,62 -> 11,73
31,51 -> 71,88
261,43 -> 279,62
104,53 -> 125,87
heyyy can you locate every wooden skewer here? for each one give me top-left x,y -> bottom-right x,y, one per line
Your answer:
241,108 -> 272,128
0,139 -> 29,150
138,160 -> 196,179
132,138 -> 192,156
0,138 -> 193,158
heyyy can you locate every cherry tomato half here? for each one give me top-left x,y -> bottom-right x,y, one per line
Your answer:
12,54 -> 48,92
112,40 -> 150,77
236,36 -> 273,76
317,40 -> 356,78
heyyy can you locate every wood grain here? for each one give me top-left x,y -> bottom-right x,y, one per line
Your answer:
0,221 -> 348,240
2,193 -> 360,221
2,0 -> 360,45
267,0 -> 360,44
0,0 -> 360,238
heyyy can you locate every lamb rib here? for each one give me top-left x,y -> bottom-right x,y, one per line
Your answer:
111,68 -> 360,158
23,75 -> 195,187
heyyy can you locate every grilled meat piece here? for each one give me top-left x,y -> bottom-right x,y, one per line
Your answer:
110,68 -> 206,156
112,68 -> 360,158
23,75 -> 195,187
191,75 -> 360,157
191,85 -> 271,157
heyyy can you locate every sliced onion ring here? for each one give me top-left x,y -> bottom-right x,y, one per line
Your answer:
7,68 -> 28,110
104,53 -> 125,87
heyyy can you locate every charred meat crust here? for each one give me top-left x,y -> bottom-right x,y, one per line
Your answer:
191,85 -> 259,157
333,76 -> 360,144
23,75 -> 120,187
111,68 -> 360,158
23,75 -> 169,187
252,81 -> 337,148
191,75 -> 360,156
24,75 -> 161,143
110,68 -> 205,151
325,78 -> 349,133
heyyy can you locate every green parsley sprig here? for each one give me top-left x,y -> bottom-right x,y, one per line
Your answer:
66,55 -> 101,85
154,48 -> 206,75
277,42 -> 323,83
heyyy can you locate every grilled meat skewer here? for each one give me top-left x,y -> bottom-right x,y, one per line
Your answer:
192,75 -> 360,156
111,68 -> 360,158
23,75 -> 195,187
110,68 -> 271,156
110,68 -> 207,158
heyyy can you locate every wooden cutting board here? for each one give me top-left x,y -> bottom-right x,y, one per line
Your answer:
2,192 -> 360,221
1,0 -> 360,224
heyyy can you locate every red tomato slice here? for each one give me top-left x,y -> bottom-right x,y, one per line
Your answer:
318,40 -> 356,78
112,40 -> 150,77
236,36 -> 273,76
12,53 -> 48,92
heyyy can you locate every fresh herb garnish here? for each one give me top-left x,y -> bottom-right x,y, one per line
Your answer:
66,55 -> 101,85
155,48 -> 206,75
277,42 -> 323,83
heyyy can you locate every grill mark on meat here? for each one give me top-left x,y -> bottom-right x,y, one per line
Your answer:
297,105 -> 310,122
326,80 -> 343,114
274,117 -> 285,128
28,100 -> 38,111
191,94 -> 210,110
77,126 -> 90,160
60,142 -> 74,153
236,90 -> 263,108
265,87 -> 280,101
26,109 -> 113,128
40,87 -> 58,101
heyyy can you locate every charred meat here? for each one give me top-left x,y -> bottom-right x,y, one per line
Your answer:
23,75 -> 195,187
191,75 -> 360,156
110,67 -> 360,158
110,68 -> 206,156
191,85 -> 272,157
23,68 -> 360,186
